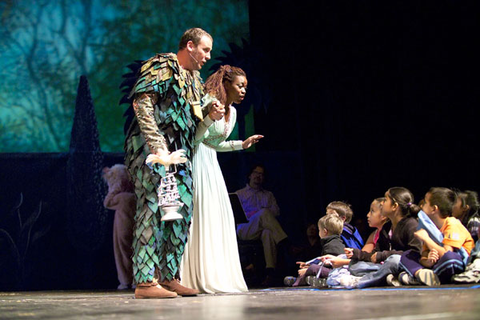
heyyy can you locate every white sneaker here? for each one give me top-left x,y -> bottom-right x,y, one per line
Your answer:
386,274 -> 402,287
398,271 -> 420,285
339,274 -> 361,289
452,259 -> 480,283
416,269 -> 440,286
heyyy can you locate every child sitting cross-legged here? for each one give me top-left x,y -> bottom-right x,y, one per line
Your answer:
399,187 -> 475,286
326,201 -> 364,250
284,212 -> 345,287
336,187 -> 422,289
320,197 -> 387,269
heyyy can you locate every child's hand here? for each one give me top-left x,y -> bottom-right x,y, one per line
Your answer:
320,255 -> 335,267
344,248 -> 354,258
320,255 -> 336,262
425,249 -> 439,267
298,268 -> 307,276
296,261 -> 309,269
328,258 -> 344,269
370,252 -> 377,263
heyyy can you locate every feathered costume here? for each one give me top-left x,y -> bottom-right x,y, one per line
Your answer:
122,53 -> 204,284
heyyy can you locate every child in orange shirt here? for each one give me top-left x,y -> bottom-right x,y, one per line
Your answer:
400,187 -> 475,285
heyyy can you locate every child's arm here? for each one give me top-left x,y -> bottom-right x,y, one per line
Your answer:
419,248 -> 439,268
414,229 -> 452,257
296,261 -> 310,269
320,255 -> 351,268
361,231 -> 376,253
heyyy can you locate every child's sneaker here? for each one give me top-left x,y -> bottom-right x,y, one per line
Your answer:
283,276 -> 297,286
338,274 -> 361,289
452,259 -> 480,283
386,274 -> 402,287
398,271 -> 420,285
306,275 -> 327,287
452,269 -> 480,283
416,269 -> 440,286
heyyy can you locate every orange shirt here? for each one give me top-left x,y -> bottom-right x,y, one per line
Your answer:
440,217 -> 475,254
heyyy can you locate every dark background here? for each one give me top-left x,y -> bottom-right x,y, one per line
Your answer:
248,0 -> 479,218
1,1 -> 479,290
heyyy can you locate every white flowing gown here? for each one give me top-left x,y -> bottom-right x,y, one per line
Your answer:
181,103 -> 248,293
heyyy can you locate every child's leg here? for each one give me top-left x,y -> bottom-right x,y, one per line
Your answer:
433,250 -> 465,283
349,261 -> 381,277
356,255 -> 401,288
400,249 -> 443,286
293,264 -> 320,286
399,249 -> 424,277
318,266 -> 331,278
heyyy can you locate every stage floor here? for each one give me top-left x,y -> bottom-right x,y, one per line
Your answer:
1,285 -> 479,319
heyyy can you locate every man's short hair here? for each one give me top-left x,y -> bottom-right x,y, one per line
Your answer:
178,28 -> 212,50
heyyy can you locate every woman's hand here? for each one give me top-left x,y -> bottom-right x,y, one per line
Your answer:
208,101 -> 225,121
242,134 -> 264,149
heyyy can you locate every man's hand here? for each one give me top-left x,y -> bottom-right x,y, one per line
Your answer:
145,149 -> 188,169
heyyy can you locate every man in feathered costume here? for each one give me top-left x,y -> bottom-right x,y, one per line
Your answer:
123,28 -> 224,299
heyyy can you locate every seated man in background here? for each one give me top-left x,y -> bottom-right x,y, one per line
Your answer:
236,164 -> 288,285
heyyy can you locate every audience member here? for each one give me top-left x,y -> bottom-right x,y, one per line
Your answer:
285,212 -> 345,286
321,197 -> 387,269
452,190 -> 480,242
400,187 -> 474,286
338,187 -> 422,288
292,222 -> 323,263
236,164 -> 288,285
326,201 -> 364,249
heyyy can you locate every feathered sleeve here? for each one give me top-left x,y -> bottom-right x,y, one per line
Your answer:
128,55 -> 175,154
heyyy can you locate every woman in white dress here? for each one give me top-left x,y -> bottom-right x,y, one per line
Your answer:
181,65 -> 263,293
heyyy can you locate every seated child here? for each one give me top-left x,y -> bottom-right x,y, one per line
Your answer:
400,187 -> 475,286
321,197 -> 387,269
451,190 -> 480,283
285,212 -> 345,286
326,201 -> 364,249
452,190 -> 480,242
337,187 -> 422,289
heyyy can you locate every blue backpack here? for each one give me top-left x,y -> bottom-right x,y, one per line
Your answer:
341,223 -> 364,249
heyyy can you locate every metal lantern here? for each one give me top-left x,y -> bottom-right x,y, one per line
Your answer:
157,165 -> 184,221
